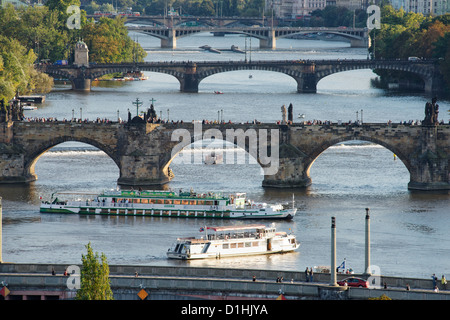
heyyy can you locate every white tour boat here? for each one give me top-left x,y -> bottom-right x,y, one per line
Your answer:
166,224 -> 300,260
40,189 -> 297,220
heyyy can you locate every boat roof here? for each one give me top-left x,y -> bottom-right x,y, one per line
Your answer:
100,189 -> 238,200
52,191 -> 98,195
50,189 -> 245,200
206,224 -> 268,232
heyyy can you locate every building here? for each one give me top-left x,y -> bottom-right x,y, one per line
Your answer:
390,0 -> 449,15
0,0 -> 28,8
266,0 -> 366,18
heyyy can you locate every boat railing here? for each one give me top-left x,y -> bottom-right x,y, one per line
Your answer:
68,200 -> 239,211
208,231 -> 260,240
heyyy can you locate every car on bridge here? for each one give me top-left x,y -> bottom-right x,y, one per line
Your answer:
337,277 -> 369,288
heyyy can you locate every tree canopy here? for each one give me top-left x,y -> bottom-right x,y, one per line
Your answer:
76,242 -> 114,300
0,1 -> 146,101
370,6 -> 450,89
0,34 -> 52,102
82,16 -> 146,63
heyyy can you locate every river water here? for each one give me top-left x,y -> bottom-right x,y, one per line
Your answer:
1,32 -> 449,280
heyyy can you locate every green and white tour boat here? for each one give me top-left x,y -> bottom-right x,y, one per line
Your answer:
40,189 -> 297,219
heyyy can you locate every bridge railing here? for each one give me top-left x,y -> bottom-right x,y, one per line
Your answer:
38,59 -> 440,70
14,119 -> 449,128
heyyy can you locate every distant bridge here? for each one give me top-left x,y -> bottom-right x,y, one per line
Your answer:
88,14 -> 268,28
126,25 -> 368,49
38,59 -> 444,93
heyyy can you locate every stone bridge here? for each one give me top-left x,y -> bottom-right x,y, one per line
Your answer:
0,120 -> 448,191
38,59 -> 444,94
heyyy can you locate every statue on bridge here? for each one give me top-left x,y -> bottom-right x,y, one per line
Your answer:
0,99 -> 7,122
147,104 -> 158,123
0,97 -> 23,122
281,105 -> 287,124
288,103 -> 293,124
423,97 -> 439,126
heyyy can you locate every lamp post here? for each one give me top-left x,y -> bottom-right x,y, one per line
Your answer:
330,217 -> 338,286
365,208 -> 371,275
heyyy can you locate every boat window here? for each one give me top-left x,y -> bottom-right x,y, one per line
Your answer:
157,199 -> 164,204
223,244 -> 229,249
245,242 -> 251,248
173,200 -> 180,205
181,200 -> 189,205
205,201 -> 213,205
201,243 -> 210,253
190,200 -> 196,205
141,199 -> 148,204
230,243 -> 237,249
164,199 -> 172,204
197,200 -> 204,205
149,199 -> 155,204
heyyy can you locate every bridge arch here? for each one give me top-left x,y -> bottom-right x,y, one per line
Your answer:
304,135 -> 412,186
196,65 -> 306,93
198,69 -> 298,92
314,61 -> 435,91
158,124 -> 281,182
162,137 -> 264,181
25,136 -> 121,183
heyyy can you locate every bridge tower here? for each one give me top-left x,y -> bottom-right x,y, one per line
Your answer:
408,125 -> 449,191
74,40 -> 89,67
407,99 -> 449,190
72,41 -> 91,91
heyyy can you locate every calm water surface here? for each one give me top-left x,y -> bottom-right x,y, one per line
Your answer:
1,33 -> 449,280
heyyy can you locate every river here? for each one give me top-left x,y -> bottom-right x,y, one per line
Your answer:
1,32 -> 449,280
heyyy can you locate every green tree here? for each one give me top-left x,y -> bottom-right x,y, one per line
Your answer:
371,6 -> 449,90
0,5 -> 74,62
0,35 -> 51,102
76,242 -> 114,300
81,16 -> 146,63
434,32 -> 450,88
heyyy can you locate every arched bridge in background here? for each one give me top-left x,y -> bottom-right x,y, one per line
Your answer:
126,26 -> 368,49
37,59 -> 445,94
